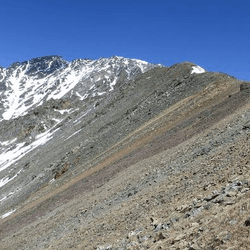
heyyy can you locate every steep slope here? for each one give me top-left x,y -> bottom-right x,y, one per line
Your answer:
0,56 -> 250,249
0,55 -> 157,215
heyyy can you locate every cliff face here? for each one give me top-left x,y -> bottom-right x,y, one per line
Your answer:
0,56 -> 249,249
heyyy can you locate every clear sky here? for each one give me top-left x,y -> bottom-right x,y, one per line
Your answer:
0,0 -> 249,80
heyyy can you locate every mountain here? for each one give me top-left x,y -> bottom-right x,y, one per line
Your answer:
0,55 -> 156,120
0,55 -> 157,210
0,56 -> 250,249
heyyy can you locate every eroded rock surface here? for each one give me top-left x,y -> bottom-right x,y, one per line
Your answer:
0,57 -> 249,249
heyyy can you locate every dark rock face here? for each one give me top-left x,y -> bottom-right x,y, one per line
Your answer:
240,82 -> 250,93
25,56 -> 68,76
245,218 -> 250,226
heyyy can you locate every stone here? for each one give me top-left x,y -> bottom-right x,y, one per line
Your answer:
240,188 -> 249,193
226,191 -> 237,197
244,218 -> 250,226
224,201 -> 235,205
176,204 -> 192,213
240,82 -> 250,94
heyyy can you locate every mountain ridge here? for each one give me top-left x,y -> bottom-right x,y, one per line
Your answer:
0,55 -> 158,120
0,56 -> 249,249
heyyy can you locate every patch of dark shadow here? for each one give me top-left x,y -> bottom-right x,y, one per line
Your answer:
155,89 -> 164,96
192,146 -> 211,158
153,232 -> 166,243
97,122 -> 113,134
174,81 -> 183,87
240,82 -> 250,94
23,162 -> 30,170
242,124 -> 250,130
127,190 -> 137,197
54,162 -> 70,179
94,101 -> 100,107
244,218 -> 250,226
24,97 -> 34,106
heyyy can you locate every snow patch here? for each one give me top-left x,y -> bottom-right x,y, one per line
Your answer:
0,191 -> 15,202
73,108 -> 93,125
65,129 -> 82,141
1,56 -> 154,120
76,92 -> 89,100
52,118 -> 62,123
191,66 -> 205,74
49,178 -> 55,183
0,125 -> 60,173
0,169 -> 22,188
109,77 -> 118,91
54,108 -> 73,114
1,140 -> 11,146
0,209 -> 16,219
97,91 -> 106,96
0,196 -> 7,202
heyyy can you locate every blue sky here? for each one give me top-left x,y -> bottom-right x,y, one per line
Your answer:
0,0 -> 249,80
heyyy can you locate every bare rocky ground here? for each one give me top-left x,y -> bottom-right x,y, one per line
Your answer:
1,65 -> 250,249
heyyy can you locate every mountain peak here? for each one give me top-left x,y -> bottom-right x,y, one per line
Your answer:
25,55 -> 68,76
0,55 -> 158,121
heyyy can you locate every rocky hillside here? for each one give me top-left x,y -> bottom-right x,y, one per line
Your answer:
0,56 -> 250,249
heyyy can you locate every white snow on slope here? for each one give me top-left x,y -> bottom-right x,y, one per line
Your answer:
73,107 -> 93,125
0,196 -> 7,202
55,108 -> 73,114
0,68 -> 6,82
0,125 -> 60,173
0,209 -> 16,219
191,65 -> 205,74
109,77 -> 118,91
65,129 -> 82,141
0,169 -> 22,188
0,191 -> 15,202
75,92 -> 88,100
0,56 -> 153,121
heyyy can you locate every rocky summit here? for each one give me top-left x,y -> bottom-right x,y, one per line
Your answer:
0,55 -> 250,250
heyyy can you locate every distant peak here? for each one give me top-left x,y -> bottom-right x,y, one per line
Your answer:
28,55 -> 63,64
23,56 -> 68,76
